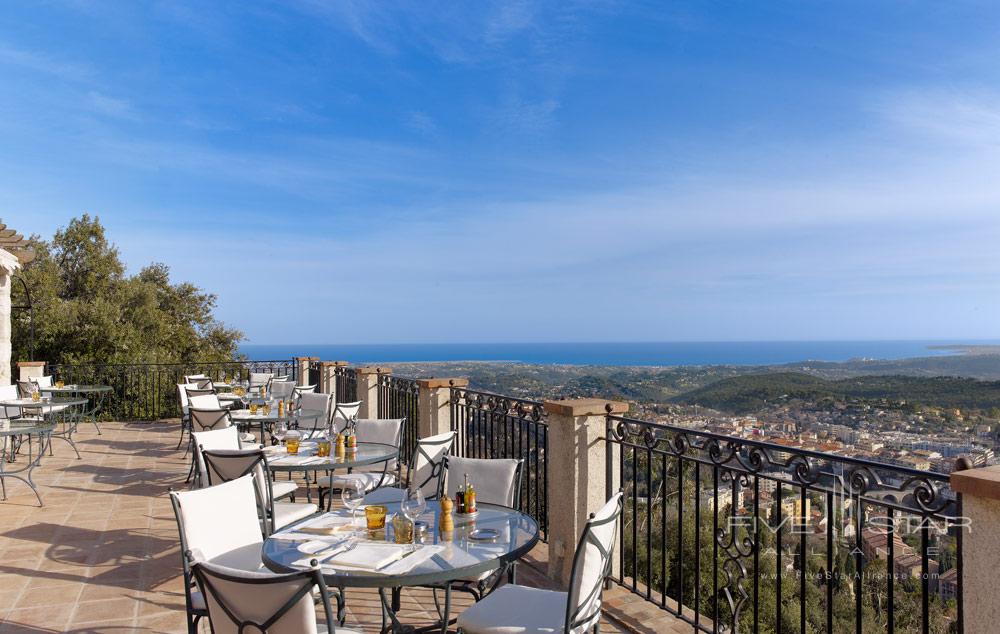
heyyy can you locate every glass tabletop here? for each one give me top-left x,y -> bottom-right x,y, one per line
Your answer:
0,397 -> 89,409
230,409 -> 323,423
0,420 -> 57,437
264,441 -> 398,471
262,502 -> 540,588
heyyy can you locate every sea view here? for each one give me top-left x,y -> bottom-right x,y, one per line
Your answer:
238,340 -> 994,366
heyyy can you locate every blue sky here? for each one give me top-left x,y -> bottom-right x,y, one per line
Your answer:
2,1 -> 999,344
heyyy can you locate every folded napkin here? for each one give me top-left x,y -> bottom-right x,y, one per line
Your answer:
377,545 -> 445,576
271,455 -> 326,466
324,543 -> 410,571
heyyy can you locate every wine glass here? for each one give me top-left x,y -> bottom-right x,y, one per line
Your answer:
401,488 -> 426,545
341,480 -> 365,532
273,421 -> 288,447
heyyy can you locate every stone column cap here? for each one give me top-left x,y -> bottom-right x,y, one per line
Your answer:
294,356 -> 319,361
417,378 -> 469,389
952,465 -> 1000,501
544,398 -> 628,417
355,366 -> 389,375
17,361 -> 45,367
319,360 -> 349,367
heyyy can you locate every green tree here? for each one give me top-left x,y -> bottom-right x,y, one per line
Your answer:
11,215 -> 242,365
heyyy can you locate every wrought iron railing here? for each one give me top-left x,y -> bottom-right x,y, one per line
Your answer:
377,372 -> 419,465
335,366 -> 358,404
603,412 -> 963,633
449,385 -> 548,539
46,359 -> 297,421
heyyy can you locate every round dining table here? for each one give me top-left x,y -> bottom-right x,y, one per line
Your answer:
38,384 -> 112,434
229,408 -> 324,441
0,397 -> 89,460
262,501 -> 541,634
264,441 -> 399,508
0,419 -> 56,506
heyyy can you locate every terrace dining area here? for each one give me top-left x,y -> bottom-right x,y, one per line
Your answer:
0,368 -> 679,634
4,358 -> 1000,634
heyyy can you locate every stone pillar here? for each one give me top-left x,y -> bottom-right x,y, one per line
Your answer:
950,465 -> 1000,633
0,254 -> 19,385
543,398 -> 627,588
318,361 -> 348,395
417,378 -> 467,439
355,367 -> 384,419
17,360 -> 46,382
294,356 -> 318,386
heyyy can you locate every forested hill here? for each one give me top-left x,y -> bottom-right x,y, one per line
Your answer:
670,372 -> 1000,413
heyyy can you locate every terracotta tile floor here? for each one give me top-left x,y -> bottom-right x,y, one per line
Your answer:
0,421 -> 684,633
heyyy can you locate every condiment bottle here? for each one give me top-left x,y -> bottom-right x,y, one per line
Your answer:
278,400 -> 285,417
456,480 -> 466,514
466,474 -> 477,514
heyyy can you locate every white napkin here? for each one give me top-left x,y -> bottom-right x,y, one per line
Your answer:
324,543 -> 409,571
272,455 -> 325,466
323,543 -> 445,574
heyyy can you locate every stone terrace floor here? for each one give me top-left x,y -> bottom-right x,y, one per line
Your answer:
0,421 -> 688,633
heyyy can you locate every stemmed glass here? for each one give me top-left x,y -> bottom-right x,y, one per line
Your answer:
341,480 -> 366,533
401,488 -> 426,545
273,421 -> 288,447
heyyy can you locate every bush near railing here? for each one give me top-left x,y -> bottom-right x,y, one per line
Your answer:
46,359 -> 298,421
450,386 -> 548,539
604,413 -> 962,634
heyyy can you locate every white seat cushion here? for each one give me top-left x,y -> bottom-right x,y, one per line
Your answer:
362,487 -> 406,505
208,542 -> 267,572
273,502 -> 319,530
271,480 -> 298,500
321,472 -> 397,493
456,585 -> 568,634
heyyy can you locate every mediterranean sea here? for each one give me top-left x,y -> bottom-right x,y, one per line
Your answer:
238,340 -> 998,367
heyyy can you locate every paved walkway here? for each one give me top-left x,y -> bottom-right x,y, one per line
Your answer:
0,421 -> 685,633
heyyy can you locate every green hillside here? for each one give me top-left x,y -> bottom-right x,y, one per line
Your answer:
671,372 -> 1000,413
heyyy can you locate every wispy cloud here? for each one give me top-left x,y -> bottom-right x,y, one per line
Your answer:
0,44 -> 93,82
875,89 -> 1000,148
86,91 -> 138,120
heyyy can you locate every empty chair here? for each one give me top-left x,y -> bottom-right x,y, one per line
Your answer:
444,456 -> 523,509
16,380 -> 38,398
456,492 -> 624,634
186,407 -> 255,483
332,401 -> 362,433
184,373 -> 208,383
192,427 -> 296,502
426,457 -> 524,602
176,382 -> 200,450
189,557 -> 357,634
270,379 -> 296,400
34,375 -> 54,388
298,392 -> 333,433
169,475 -> 267,633
0,384 -> 23,420
200,448 -> 318,534
317,418 -> 404,508
363,430 -> 455,505
293,384 -> 317,399
249,372 -> 274,391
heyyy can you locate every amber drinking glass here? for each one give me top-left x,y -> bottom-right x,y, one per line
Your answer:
365,505 -> 387,531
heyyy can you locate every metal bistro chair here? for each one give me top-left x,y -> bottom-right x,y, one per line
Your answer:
200,447 -> 319,535
434,456 -> 524,598
362,430 -> 456,505
186,407 -> 255,483
297,392 -> 334,435
191,427 -> 297,502
316,418 -> 404,509
189,555 -> 359,634
169,475 -> 267,634
457,492 -> 624,634
176,382 -> 201,451
270,379 -> 296,401
331,401 -> 362,434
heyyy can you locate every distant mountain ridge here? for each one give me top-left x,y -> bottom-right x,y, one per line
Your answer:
670,371 -> 1000,413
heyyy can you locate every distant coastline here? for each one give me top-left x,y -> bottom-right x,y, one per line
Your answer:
239,340 -> 1000,367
